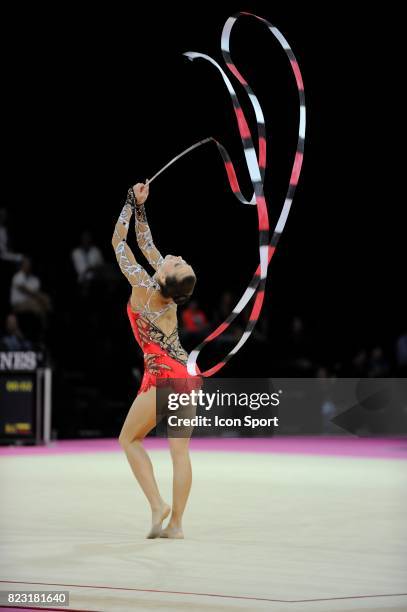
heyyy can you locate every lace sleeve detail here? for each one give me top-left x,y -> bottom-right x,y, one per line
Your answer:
112,189 -> 157,288
134,201 -> 164,271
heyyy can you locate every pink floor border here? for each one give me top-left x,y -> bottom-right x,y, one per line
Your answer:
0,437 -> 406,459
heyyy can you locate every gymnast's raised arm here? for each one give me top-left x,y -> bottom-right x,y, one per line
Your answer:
133,182 -> 164,271
111,187 -> 154,288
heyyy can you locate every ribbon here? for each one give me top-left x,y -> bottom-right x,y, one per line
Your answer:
148,12 -> 306,377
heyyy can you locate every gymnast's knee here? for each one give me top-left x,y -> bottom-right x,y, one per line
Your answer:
118,431 -> 144,450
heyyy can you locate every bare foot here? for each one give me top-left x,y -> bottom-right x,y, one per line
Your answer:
159,524 -> 184,539
146,503 -> 171,539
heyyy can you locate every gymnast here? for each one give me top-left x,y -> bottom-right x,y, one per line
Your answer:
112,182 -> 201,539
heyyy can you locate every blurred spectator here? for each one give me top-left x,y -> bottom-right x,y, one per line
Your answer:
217,291 -> 234,321
291,315 -> 305,340
71,231 -> 104,288
182,300 -> 209,333
10,257 -> 52,324
0,313 -> 32,351
396,331 -> 407,373
316,366 -> 330,378
351,349 -> 368,377
0,208 -> 23,263
286,315 -> 314,373
316,367 -> 338,433
367,346 -> 390,377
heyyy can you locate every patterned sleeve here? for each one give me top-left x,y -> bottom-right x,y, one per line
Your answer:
111,189 -> 156,289
134,200 -> 164,271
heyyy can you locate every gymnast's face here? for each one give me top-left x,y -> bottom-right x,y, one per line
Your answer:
156,254 -> 194,283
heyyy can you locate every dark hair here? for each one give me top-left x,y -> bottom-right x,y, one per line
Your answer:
159,273 -> 196,305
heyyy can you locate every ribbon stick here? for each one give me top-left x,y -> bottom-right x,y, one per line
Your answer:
147,138 -> 213,184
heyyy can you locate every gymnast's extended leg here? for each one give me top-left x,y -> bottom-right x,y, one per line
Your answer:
118,386 -> 170,538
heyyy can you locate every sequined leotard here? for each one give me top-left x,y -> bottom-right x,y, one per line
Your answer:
112,188 -> 201,395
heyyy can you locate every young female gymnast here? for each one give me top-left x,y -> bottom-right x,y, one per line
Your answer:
112,182 -> 201,539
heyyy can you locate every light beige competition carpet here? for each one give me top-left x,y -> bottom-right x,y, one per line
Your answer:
1,447 -> 406,611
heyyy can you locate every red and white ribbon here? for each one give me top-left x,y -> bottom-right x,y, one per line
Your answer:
148,12 -> 306,377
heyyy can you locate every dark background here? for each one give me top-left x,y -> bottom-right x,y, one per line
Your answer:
1,4 -> 403,436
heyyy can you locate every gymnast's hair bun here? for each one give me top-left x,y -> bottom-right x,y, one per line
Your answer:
160,273 -> 196,306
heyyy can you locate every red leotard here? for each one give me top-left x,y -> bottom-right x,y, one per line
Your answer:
127,301 -> 202,396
